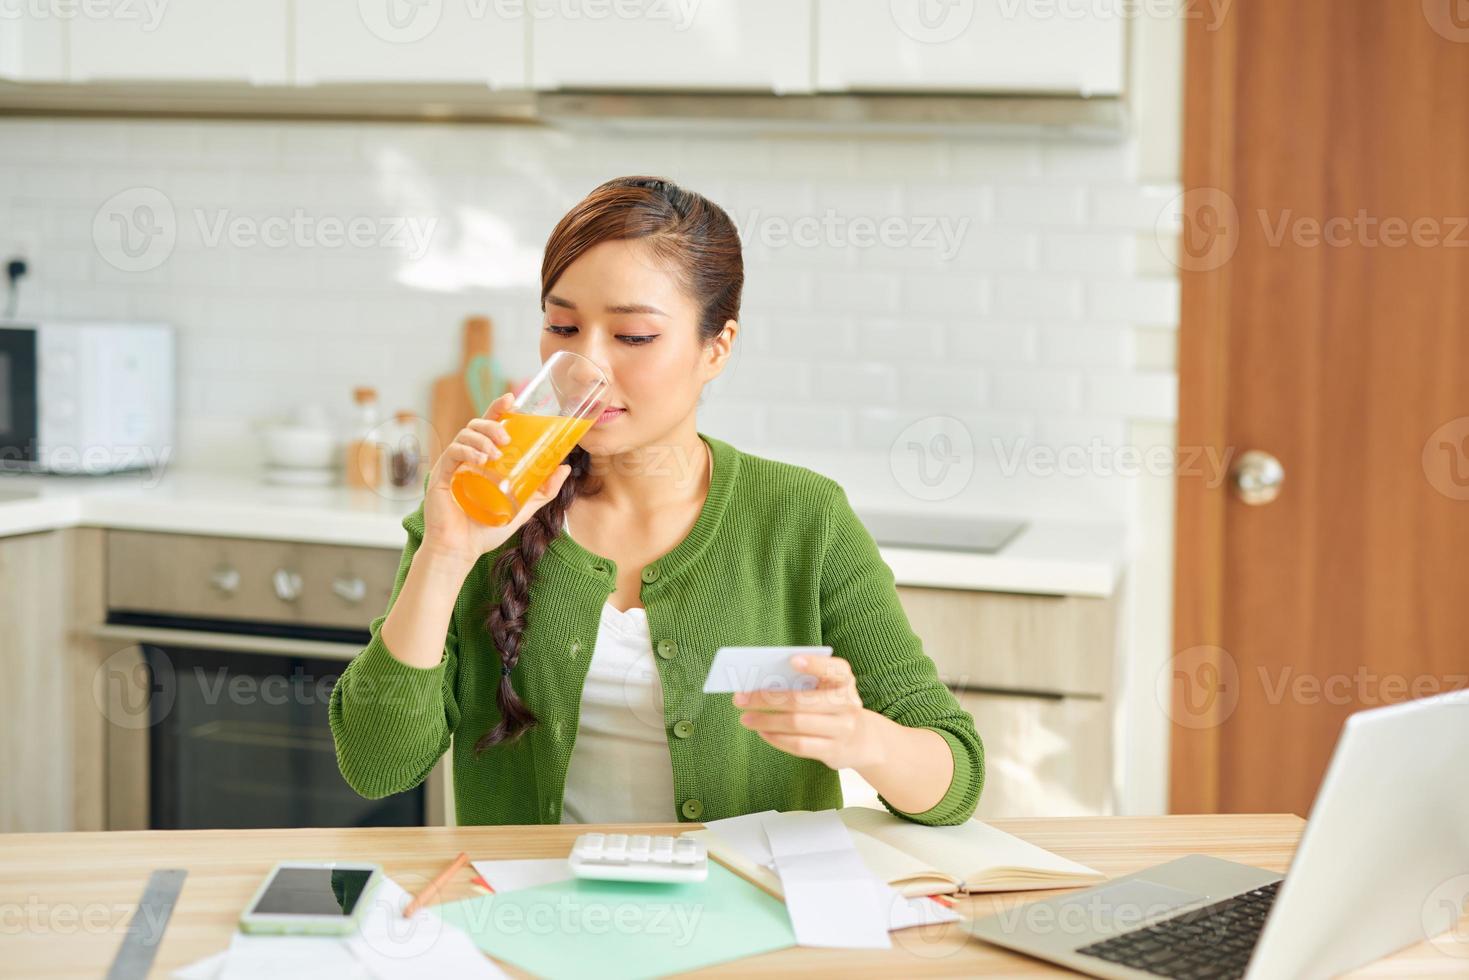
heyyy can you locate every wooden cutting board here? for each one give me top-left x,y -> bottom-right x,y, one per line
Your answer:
429,315 -> 499,467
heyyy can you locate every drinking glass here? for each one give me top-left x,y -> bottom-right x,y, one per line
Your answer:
450,350 -> 608,526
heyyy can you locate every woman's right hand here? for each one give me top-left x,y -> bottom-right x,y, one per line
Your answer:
420,392 -> 573,569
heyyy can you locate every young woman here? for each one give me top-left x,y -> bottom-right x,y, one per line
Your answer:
330,176 -> 984,827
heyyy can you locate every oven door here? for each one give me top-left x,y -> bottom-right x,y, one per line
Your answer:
0,325 -> 38,470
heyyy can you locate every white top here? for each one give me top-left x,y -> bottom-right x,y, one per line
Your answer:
558,511 -> 677,824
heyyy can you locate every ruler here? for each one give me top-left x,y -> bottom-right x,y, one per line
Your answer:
105,868 -> 188,980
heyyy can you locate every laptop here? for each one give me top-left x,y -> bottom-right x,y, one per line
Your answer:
964,689 -> 1469,979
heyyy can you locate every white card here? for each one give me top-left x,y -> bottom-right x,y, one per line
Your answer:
701,646 -> 833,693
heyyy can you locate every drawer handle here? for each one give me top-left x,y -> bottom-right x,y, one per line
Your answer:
272,568 -> 304,603
331,575 -> 367,605
209,566 -> 241,597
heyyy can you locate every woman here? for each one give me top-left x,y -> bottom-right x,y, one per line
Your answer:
330,176 -> 984,827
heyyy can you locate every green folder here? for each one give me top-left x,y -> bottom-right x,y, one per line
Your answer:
432,860 -> 796,979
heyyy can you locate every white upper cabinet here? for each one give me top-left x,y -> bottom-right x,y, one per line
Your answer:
816,0 -> 1125,96
68,0 -> 288,84
531,0 -> 813,94
0,16 -> 66,81
295,0 -> 527,87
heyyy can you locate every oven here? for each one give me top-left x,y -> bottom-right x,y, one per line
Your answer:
92,529 -> 445,830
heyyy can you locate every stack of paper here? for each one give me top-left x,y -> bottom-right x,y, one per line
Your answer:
700,809 -> 961,949
170,877 -> 507,980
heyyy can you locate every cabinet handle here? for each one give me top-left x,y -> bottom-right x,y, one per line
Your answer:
331,575 -> 367,605
272,568 -> 304,603
209,566 -> 241,596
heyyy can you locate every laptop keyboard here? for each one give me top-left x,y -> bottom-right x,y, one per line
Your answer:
1076,880 -> 1281,980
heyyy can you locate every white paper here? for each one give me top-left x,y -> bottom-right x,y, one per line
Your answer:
171,876 -> 506,980
761,810 -> 891,949
696,809 -> 961,933
469,858 -> 573,893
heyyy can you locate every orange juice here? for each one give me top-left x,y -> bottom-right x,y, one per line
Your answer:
450,412 -> 595,526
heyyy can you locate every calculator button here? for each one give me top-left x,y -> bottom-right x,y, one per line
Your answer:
629,835 -> 652,860
673,840 -> 700,864
575,835 -> 604,860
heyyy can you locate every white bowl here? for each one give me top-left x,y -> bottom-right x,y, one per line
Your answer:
259,423 -> 338,470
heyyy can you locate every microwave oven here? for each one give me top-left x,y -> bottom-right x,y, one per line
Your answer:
0,320 -> 175,475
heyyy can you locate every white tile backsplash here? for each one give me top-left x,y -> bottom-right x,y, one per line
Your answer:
1,116 -> 1179,520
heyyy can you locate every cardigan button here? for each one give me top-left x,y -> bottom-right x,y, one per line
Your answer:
656,638 -> 678,660
680,798 -> 703,820
641,564 -> 660,584
672,719 -> 694,739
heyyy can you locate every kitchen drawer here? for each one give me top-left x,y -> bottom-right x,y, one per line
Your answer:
898,586 -> 1115,698
961,690 -> 1112,819
106,530 -> 397,631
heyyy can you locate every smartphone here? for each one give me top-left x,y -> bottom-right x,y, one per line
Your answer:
238,861 -> 383,935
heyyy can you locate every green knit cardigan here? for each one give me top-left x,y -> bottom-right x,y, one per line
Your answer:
329,432 -> 985,827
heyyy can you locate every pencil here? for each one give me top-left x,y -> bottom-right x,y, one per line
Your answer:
403,851 -> 471,918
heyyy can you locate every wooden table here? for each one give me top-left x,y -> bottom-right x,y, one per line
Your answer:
0,815 -> 1462,977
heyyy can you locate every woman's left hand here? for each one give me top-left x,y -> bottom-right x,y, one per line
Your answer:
734,654 -> 890,770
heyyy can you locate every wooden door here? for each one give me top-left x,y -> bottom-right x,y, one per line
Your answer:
1171,1 -> 1469,816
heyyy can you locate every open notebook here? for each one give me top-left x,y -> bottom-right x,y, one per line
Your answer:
681,806 -> 1105,898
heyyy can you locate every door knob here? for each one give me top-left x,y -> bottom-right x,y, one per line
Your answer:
209,566 -> 240,596
272,568 -> 304,603
1232,450 -> 1284,505
331,575 -> 367,605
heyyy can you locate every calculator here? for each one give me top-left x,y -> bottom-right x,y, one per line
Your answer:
568,833 -> 708,883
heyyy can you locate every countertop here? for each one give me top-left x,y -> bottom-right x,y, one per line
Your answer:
0,469 -> 1126,598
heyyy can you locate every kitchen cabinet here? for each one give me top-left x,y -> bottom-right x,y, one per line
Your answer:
816,0 -> 1125,96
0,530 -> 70,832
0,16 -> 65,81
896,585 -> 1119,818
68,0 -> 289,84
531,0 -> 813,94
294,0 -> 527,87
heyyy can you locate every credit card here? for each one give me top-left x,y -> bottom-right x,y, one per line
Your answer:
701,646 -> 834,693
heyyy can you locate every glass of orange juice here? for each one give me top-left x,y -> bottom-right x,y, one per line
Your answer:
450,350 -> 609,526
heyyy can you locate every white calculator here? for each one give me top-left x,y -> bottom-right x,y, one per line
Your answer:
568,833 -> 708,884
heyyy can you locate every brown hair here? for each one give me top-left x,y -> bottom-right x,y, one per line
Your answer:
473,175 -> 744,753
